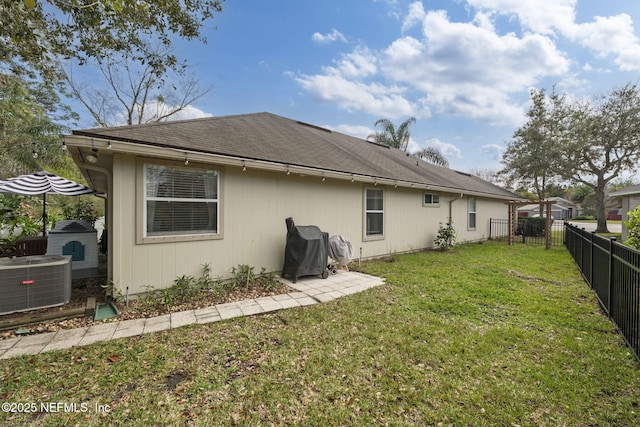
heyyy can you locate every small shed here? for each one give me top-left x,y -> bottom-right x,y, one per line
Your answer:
46,220 -> 99,274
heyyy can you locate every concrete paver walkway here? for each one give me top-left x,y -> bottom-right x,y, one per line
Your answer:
0,271 -> 384,360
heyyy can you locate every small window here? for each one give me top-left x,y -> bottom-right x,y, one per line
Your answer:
423,193 -> 440,207
365,188 -> 384,238
144,164 -> 219,237
468,197 -> 477,230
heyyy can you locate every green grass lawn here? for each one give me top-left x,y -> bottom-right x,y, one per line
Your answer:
1,242 -> 639,426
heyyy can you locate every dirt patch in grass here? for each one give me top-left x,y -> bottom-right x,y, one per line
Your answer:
165,370 -> 189,391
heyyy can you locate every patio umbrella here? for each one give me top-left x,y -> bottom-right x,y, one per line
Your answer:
0,171 -> 95,235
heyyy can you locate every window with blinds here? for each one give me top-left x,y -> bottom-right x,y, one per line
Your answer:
144,164 -> 219,237
365,187 -> 384,238
468,197 -> 477,230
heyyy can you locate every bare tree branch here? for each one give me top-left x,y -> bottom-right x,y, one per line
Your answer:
62,45 -> 212,127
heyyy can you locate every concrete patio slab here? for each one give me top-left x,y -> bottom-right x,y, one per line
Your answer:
313,292 -> 338,303
216,302 -> 244,320
0,336 -> 20,353
42,328 -> 88,352
277,297 -> 301,310
293,296 -> 317,306
254,296 -> 283,313
1,333 -> 52,358
171,310 -> 197,329
79,323 -> 117,346
113,319 -> 146,339
194,307 -> 222,324
143,314 -> 171,334
1,343 -> 43,358
237,300 -> 264,316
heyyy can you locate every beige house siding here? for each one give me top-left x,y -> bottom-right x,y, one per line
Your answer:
109,155 -> 510,295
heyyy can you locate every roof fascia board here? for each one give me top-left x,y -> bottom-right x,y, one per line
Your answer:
610,190 -> 640,197
63,134 -> 516,200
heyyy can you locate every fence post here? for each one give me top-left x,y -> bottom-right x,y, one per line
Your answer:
579,228 -> 585,271
608,237 -> 616,317
489,218 -> 492,240
590,231 -> 595,287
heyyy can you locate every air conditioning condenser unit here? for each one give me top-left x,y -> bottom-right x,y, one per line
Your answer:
0,255 -> 72,315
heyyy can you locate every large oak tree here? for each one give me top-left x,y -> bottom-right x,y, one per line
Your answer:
559,83 -> 640,233
501,83 -> 640,233
500,88 -> 566,208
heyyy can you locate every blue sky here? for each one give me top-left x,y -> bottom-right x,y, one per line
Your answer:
81,0 -> 640,173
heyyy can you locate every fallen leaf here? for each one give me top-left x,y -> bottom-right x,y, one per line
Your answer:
108,355 -> 120,363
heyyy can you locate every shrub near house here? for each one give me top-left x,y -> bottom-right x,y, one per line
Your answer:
517,217 -> 546,237
625,206 -> 640,249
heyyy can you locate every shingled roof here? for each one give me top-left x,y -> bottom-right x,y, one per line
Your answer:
73,112 -> 519,200
610,184 -> 640,197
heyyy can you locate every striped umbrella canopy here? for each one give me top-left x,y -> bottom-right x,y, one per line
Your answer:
0,171 -> 95,235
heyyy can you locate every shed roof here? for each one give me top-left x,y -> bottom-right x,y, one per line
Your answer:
72,112 -> 520,200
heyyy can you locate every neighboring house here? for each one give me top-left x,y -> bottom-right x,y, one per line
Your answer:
64,112 -> 523,295
518,203 -> 566,220
547,197 -> 580,219
609,184 -> 640,241
517,197 -> 578,220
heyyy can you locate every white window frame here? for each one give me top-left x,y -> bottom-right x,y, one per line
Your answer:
364,187 -> 384,240
423,193 -> 440,207
468,197 -> 477,230
137,160 -> 223,244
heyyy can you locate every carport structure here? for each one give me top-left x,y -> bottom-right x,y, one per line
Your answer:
507,200 -> 555,249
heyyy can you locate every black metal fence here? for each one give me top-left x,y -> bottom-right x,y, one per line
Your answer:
489,218 -> 566,246
565,222 -> 640,362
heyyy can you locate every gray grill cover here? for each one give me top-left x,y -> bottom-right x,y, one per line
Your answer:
282,217 -> 328,283
329,235 -> 354,266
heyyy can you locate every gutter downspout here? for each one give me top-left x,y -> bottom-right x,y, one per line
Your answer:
449,193 -> 464,223
75,162 -> 113,285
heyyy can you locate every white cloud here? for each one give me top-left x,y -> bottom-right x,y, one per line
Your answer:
383,9 -> 569,124
294,4 -> 569,125
473,11 -> 495,32
401,1 -> 426,32
572,14 -> 640,71
312,29 -> 347,44
114,102 -> 212,125
168,105 -> 214,121
294,0 -> 640,129
467,0 -> 640,72
295,72 -> 422,118
334,47 -> 378,78
425,138 -> 461,158
481,143 -> 504,160
326,124 -> 374,140
467,0 -> 577,35
295,47 -> 429,118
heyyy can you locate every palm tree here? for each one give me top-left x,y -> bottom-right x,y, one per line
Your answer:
414,147 -> 449,168
368,117 -> 449,167
368,117 -> 416,152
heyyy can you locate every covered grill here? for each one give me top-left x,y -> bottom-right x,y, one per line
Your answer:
282,217 -> 329,283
